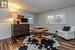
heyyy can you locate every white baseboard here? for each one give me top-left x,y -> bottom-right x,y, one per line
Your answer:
0,36 -> 11,40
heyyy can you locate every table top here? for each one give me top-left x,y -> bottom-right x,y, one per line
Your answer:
31,28 -> 48,33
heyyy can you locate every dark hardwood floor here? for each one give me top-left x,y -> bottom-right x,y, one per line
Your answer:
0,34 -> 75,50
56,36 -> 75,50
0,36 -> 25,50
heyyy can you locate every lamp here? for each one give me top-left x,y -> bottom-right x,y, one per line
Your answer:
9,12 -> 20,24
4,12 -> 20,24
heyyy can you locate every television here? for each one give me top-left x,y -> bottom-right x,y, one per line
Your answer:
21,18 -> 28,22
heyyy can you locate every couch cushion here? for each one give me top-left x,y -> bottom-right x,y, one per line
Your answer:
63,26 -> 70,31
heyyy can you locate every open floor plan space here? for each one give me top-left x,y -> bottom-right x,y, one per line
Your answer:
0,0 -> 75,50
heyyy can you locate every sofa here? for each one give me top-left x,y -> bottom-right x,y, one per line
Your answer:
58,26 -> 75,40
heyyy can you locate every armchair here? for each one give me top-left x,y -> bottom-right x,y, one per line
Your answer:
58,26 -> 75,40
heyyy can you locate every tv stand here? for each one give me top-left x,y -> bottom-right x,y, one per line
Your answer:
11,24 -> 30,37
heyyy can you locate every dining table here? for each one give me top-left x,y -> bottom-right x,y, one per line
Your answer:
31,28 -> 48,41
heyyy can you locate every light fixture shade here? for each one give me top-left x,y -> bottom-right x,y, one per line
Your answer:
9,12 -> 18,19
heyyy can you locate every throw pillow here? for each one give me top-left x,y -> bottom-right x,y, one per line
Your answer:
63,26 -> 70,31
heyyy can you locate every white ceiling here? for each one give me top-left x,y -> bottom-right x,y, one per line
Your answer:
9,0 -> 75,13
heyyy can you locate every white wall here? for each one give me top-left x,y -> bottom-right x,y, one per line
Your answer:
0,8 -> 11,39
0,22 -> 11,39
38,6 -> 75,33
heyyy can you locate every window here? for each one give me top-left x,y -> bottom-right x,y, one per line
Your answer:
48,16 -> 55,24
0,0 -> 8,8
47,15 -> 65,24
28,18 -> 33,24
55,15 -> 65,24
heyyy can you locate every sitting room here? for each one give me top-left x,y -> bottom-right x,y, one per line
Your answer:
0,0 -> 75,50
